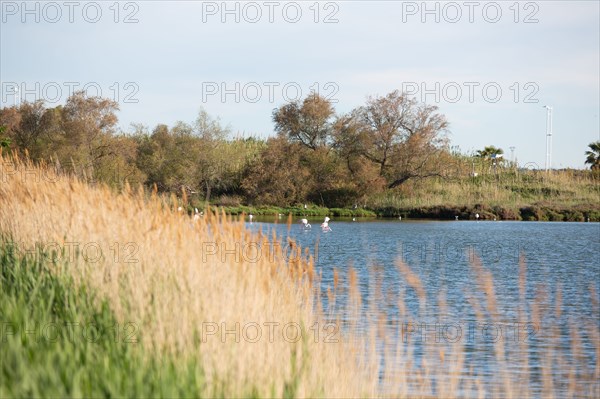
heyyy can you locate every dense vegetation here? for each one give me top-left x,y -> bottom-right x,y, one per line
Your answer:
0,245 -> 208,398
1,154 -> 598,397
1,91 -> 598,220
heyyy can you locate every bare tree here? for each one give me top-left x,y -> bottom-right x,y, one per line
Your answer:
273,93 -> 334,150
335,90 -> 449,188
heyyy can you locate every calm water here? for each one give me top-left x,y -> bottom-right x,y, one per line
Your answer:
247,218 -> 600,396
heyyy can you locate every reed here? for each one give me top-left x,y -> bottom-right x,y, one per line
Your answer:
0,152 -> 598,398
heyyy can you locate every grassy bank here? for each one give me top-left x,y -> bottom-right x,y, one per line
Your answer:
365,169 -> 600,220
182,170 -> 600,221
1,154 -> 598,398
216,205 -> 377,218
211,170 -> 599,221
0,244 -> 208,398
0,154 -> 380,398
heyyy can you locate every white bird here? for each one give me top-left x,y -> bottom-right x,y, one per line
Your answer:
455,216 -> 459,221
249,214 -> 254,222
300,218 -> 311,229
352,217 -> 356,222
475,213 -> 480,221
321,217 -> 332,232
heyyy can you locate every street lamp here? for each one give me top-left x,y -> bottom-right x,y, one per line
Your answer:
543,106 -> 553,172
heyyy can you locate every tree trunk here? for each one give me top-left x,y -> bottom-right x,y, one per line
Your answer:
205,181 -> 211,203
388,175 -> 411,189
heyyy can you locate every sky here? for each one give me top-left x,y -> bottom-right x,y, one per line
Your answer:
1,0 -> 599,168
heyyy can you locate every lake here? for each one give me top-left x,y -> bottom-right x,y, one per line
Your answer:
247,218 -> 600,397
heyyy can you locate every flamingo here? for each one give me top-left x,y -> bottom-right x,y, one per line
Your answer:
300,218 -> 311,229
321,217 -> 332,232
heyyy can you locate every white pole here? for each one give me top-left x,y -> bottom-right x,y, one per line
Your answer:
544,106 -> 553,172
548,107 -> 553,170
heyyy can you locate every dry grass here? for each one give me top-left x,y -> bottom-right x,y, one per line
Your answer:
1,152 -> 598,398
369,169 -> 599,210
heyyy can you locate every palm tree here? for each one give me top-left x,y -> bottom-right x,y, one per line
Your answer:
476,146 -> 504,174
585,141 -> 600,170
476,145 -> 504,159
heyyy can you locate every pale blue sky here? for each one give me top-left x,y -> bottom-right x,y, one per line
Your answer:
1,1 -> 598,168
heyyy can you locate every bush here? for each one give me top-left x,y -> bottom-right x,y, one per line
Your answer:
307,187 -> 360,209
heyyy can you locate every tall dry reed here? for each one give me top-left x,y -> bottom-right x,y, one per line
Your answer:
1,152 -> 598,398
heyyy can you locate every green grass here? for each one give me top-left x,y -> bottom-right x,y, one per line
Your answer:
206,205 -> 377,218
0,242 -> 211,398
0,242 -> 312,398
150,170 -> 600,221
364,170 -> 600,220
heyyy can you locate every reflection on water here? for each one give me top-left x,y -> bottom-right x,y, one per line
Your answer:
247,219 -> 600,397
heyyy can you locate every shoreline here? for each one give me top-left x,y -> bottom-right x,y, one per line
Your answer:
215,202 -> 600,222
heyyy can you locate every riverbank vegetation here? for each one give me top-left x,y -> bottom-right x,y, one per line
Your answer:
1,91 -> 598,220
1,152 -> 598,397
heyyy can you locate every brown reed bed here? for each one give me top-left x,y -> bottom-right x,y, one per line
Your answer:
0,152 -> 598,398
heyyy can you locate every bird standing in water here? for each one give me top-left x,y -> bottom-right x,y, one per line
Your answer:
321,217 -> 332,232
300,218 -> 311,230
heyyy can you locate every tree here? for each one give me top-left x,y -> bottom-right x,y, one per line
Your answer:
476,146 -> 504,159
355,91 -> 416,175
273,93 -> 334,150
476,145 -> 504,174
94,134 -> 146,189
134,109 -> 233,202
386,128 -> 452,189
59,91 -> 119,179
194,107 -> 230,140
135,123 -> 197,193
193,108 -> 231,202
585,141 -> 600,170
0,101 -> 61,159
241,137 -> 311,206
335,90 -> 449,189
